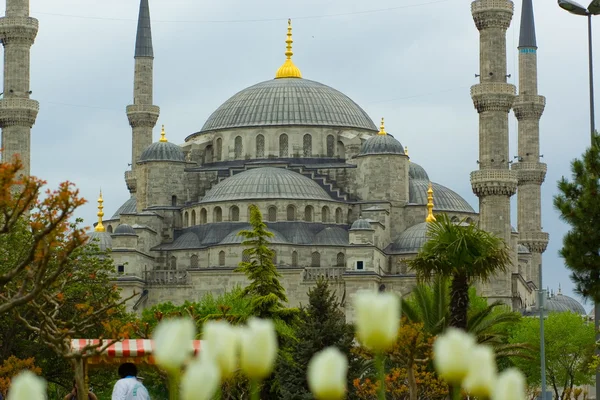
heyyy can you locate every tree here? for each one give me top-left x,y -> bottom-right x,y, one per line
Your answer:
0,356 -> 41,397
509,312 -> 595,400
0,156 -> 86,314
406,214 -> 511,329
277,279 -> 359,400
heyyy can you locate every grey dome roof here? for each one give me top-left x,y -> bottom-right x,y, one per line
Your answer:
409,162 -> 430,181
544,298 -> 572,313
359,134 -> 404,156
200,167 -> 332,203
391,222 -> 429,253
198,78 -> 377,133
113,224 -> 136,235
409,180 -> 475,213
220,226 -> 288,244
139,141 -> 185,163
553,293 -> 586,315
314,227 -> 349,245
350,218 -> 373,231
87,231 -> 112,252
111,196 -> 137,219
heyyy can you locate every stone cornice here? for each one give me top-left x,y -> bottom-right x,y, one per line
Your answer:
513,94 -> 545,120
471,0 -> 514,30
519,231 -> 549,253
126,104 -> 160,128
0,16 -> 38,45
512,162 -> 547,184
0,98 -> 39,127
471,83 -> 515,113
470,169 -> 518,196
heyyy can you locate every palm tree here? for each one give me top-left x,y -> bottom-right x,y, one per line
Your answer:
407,215 -> 512,330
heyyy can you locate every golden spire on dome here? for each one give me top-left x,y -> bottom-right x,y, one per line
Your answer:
159,125 -> 168,142
95,190 -> 105,232
378,117 -> 386,135
425,182 -> 436,223
275,19 -> 302,79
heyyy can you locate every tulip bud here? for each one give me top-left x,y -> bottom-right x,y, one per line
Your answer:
239,318 -> 278,380
492,368 -> 526,400
180,356 -> 221,400
7,371 -> 46,400
433,328 -> 476,384
153,317 -> 196,372
307,347 -> 348,400
462,345 -> 497,398
354,291 -> 400,352
203,320 -> 239,378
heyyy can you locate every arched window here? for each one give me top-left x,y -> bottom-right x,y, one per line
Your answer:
304,205 -> 313,222
215,138 -> 222,161
256,134 -> 265,158
347,210 -> 353,224
279,134 -> 288,157
466,217 -> 474,224
451,216 -> 459,223
234,136 -> 243,159
230,206 -> 240,221
287,205 -> 296,221
200,208 -> 207,224
292,251 -> 298,267
191,210 -> 197,225
190,255 -> 199,268
242,250 -> 251,263
170,256 -> 177,270
322,206 -> 330,223
171,195 -> 177,207
184,211 -> 189,227
213,207 -> 222,222
303,134 -> 312,157
336,252 -> 345,267
335,208 -> 342,224
107,225 -> 113,233
219,251 -> 225,266
327,135 -> 335,157
337,141 -> 346,159
268,206 -> 277,222
311,252 -> 321,267
204,145 -> 213,164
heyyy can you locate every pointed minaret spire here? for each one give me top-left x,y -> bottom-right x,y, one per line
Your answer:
519,0 -> 537,49
135,0 -> 154,58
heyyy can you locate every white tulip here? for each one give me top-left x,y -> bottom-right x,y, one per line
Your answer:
433,328 -> 476,384
239,318 -> 278,379
7,371 -> 46,400
307,347 -> 348,400
354,291 -> 400,352
462,345 -> 497,398
180,356 -> 221,400
202,320 -> 239,378
492,368 -> 526,400
153,317 -> 196,372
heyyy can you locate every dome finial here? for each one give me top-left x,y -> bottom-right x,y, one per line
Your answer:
95,190 -> 105,232
378,117 -> 386,135
558,283 -> 562,295
275,19 -> 302,79
426,182 -> 436,223
159,124 -> 167,142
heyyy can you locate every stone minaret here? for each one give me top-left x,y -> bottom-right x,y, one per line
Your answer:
470,0 -> 518,303
126,0 -> 159,195
0,0 -> 39,176
512,0 -> 548,287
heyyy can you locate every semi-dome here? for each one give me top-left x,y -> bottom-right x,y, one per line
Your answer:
350,218 -> 373,231
391,222 -> 429,253
87,231 -> 112,252
195,78 -> 377,134
553,293 -> 586,315
409,180 -> 476,213
359,134 -> 405,156
200,167 -> 332,203
409,162 -> 430,181
111,196 -> 137,219
113,224 -> 136,235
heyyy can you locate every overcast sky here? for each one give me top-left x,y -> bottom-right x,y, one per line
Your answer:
4,0 -> 595,306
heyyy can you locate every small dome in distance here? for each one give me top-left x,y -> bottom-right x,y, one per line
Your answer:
87,231 -> 112,252
113,224 -> 136,235
350,217 -> 373,231
139,125 -> 185,163
359,118 -> 405,156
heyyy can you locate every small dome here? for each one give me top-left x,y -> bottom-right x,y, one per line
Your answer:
314,227 -> 349,245
87,231 -> 112,252
113,224 -> 136,235
111,196 -> 137,219
220,226 -> 288,244
139,141 -> 185,163
359,134 -> 405,156
409,180 -> 475,213
350,218 -> 373,231
553,293 -> 586,315
544,298 -> 572,313
409,162 -> 430,181
391,222 -> 429,253
200,167 -> 332,203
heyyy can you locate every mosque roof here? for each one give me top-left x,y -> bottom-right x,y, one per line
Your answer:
358,118 -> 405,156
409,162 -> 430,180
553,293 -> 586,315
314,227 -> 349,245
114,224 -> 136,235
409,180 -> 475,213
390,222 -> 429,254
87,231 -> 112,252
200,167 -> 332,203
139,127 -> 185,163
111,196 -> 137,219
219,226 -> 288,245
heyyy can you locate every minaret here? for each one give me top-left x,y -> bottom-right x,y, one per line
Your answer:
470,0 -> 518,302
0,0 -> 39,175
126,0 -> 159,194
512,0 -> 548,287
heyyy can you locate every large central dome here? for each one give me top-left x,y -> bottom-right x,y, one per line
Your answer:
198,78 -> 377,133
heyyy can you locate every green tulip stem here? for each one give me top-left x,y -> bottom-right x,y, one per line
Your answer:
216,385 -> 222,400
167,371 -> 180,400
376,353 -> 386,400
250,379 -> 260,400
451,385 -> 462,400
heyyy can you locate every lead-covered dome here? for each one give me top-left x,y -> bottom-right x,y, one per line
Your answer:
200,167 -> 332,203
359,134 -> 405,156
196,78 -> 377,134
391,222 -> 429,253
139,141 -> 185,163
409,180 -> 475,213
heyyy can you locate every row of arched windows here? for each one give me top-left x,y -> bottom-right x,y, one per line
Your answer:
164,251 -> 345,269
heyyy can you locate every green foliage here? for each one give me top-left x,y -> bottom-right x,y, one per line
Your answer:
509,312 -> 595,399
554,133 -> 600,302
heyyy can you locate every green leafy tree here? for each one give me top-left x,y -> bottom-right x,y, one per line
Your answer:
407,214 -> 511,330
509,312 -> 595,399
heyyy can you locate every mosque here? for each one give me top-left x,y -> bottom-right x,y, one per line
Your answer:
0,0 -> 586,316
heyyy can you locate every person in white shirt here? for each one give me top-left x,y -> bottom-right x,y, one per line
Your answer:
111,363 -> 150,400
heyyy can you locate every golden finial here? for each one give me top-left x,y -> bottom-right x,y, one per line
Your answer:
426,182 -> 436,223
378,117 -> 386,135
404,146 -> 408,156
275,19 -> 302,79
159,125 -> 167,142
95,190 -> 105,232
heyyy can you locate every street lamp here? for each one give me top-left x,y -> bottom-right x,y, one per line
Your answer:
558,0 -> 600,140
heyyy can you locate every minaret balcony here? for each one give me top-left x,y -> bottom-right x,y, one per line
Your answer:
126,104 -> 160,128
519,231 -> 549,253
125,170 -> 137,194
511,162 -> 547,184
0,16 -> 38,44
513,95 -> 545,119
0,98 -> 39,127
471,0 -> 514,30
470,169 -> 518,197
471,83 -> 515,113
